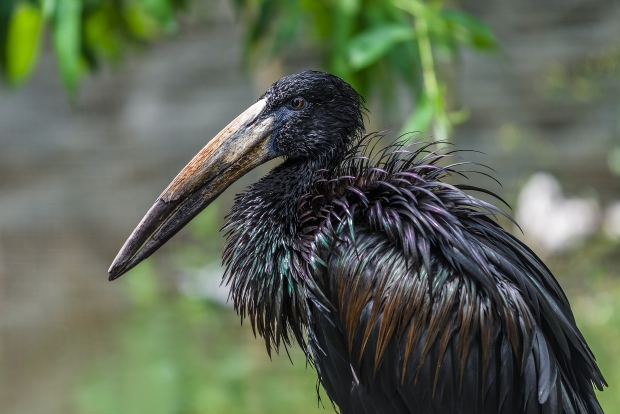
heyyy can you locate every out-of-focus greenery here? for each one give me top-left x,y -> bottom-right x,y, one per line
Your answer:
75,261 -> 328,414
75,204 -> 332,413
547,237 -> 620,412
0,0 -> 187,93
234,0 -> 496,139
1,0 -> 497,138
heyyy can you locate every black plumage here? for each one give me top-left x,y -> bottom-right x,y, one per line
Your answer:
109,70 -> 606,414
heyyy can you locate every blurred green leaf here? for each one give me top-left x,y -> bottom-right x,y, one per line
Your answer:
270,2 -> 302,56
401,91 -> 434,134
84,4 -> 118,64
1,0 -> 187,91
52,0 -> 82,94
326,0 -> 357,79
75,288 -> 328,414
441,9 -> 497,51
40,0 -> 56,18
6,1 -> 43,85
140,0 -> 177,33
0,0 -> 18,77
447,107 -> 470,125
346,24 -> 414,70
124,1 -> 161,40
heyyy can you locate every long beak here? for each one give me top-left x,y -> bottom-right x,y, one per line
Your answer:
108,99 -> 274,280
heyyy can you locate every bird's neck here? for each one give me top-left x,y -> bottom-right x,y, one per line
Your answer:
222,157 -> 327,354
250,159 -> 320,240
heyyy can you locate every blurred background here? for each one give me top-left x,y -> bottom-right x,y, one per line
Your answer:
1,0 -> 619,413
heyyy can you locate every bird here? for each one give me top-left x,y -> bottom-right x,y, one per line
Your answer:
108,70 -> 606,414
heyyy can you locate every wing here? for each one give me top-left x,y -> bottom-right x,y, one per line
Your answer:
309,222 -> 604,414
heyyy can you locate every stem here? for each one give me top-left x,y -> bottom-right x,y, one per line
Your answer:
394,0 -> 450,142
414,12 -> 439,103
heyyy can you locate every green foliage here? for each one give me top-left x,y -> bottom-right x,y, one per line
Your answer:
75,262 -> 327,414
1,0 -> 497,136
575,276 -> 620,412
0,0 -> 187,91
234,0 -> 497,139
346,24 -> 414,71
5,1 -> 43,85
549,237 -> 620,413
53,0 -> 82,93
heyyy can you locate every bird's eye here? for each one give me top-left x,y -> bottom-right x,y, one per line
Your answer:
290,97 -> 306,110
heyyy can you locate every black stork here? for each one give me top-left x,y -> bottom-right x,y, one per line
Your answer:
109,71 -> 606,414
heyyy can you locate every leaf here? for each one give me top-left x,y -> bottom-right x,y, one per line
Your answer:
0,0 -> 18,73
271,1 -> 302,56
346,24 -> 414,71
52,0 -> 82,94
329,0 -> 358,78
139,0 -> 177,33
84,3 -> 122,63
6,1 -> 43,85
40,0 -> 56,19
441,9 -> 497,51
401,91 -> 434,136
389,43 -> 419,90
124,2 -> 161,40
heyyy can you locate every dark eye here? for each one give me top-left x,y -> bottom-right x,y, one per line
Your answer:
289,97 -> 306,110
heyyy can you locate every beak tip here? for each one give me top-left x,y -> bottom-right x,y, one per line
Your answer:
108,253 -> 133,281
108,263 -> 125,281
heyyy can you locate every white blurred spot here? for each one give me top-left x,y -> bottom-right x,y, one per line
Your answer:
515,172 -> 599,253
178,263 -> 231,306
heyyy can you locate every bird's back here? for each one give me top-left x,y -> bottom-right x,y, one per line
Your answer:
300,138 -> 605,414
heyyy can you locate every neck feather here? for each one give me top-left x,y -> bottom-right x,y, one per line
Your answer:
221,158 -> 322,355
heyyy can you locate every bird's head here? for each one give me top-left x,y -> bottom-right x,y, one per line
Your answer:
108,70 -> 364,280
261,71 -> 364,159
